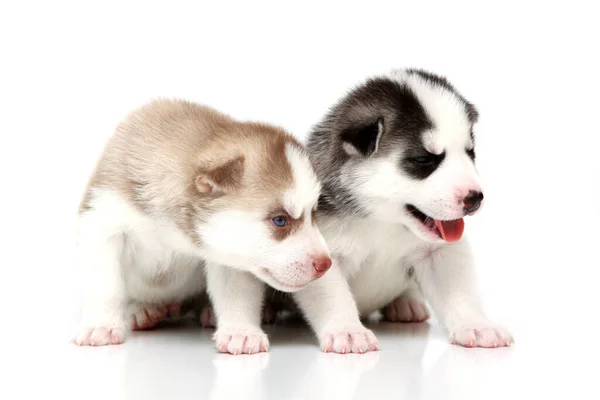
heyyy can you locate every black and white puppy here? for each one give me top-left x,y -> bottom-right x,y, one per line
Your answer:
292,68 -> 513,353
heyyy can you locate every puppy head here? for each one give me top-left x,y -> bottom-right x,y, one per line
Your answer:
312,69 -> 482,243
196,126 -> 331,292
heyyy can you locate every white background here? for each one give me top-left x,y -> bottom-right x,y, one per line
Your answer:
1,1 -> 599,399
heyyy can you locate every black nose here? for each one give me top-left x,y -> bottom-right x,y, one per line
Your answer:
463,191 -> 484,214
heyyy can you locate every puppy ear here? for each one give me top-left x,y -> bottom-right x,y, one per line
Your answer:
340,118 -> 384,157
465,101 -> 479,124
195,156 -> 245,195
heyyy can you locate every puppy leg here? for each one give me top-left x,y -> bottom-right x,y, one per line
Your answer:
206,263 -> 269,354
415,240 -> 513,348
382,287 -> 430,323
293,263 -> 379,354
198,281 -> 288,328
199,304 -> 217,328
72,231 -> 127,346
199,301 -> 277,328
172,293 -> 216,328
129,303 -> 181,330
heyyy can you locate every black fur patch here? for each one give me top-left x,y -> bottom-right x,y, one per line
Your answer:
466,147 -> 476,161
406,68 -> 479,124
401,151 -> 447,180
308,78 -> 435,214
340,119 -> 381,157
307,69 -> 478,217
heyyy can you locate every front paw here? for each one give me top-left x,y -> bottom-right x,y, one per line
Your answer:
130,303 -> 181,330
73,326 -> 125,346
131,305 -> 168,330
382,293 -> 430,322
199,305 -> 217,328
320,324 -> 379,354
213,325 -> 269,355
450,323 -> 514,348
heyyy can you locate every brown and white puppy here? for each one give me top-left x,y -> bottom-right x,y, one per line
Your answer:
72,99 -> 331,354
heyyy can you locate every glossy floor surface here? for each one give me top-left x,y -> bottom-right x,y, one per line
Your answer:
14,309 -> 598,400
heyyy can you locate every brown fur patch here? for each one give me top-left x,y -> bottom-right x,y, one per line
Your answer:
267,211 -> 305,242
79,98 -> 308,248
196,155 -> 245,195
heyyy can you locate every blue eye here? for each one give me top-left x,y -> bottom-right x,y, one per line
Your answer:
272,216 -> 287,227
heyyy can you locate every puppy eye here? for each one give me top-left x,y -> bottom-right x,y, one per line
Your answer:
272,216 -> 287,227
411,155 -> 434,164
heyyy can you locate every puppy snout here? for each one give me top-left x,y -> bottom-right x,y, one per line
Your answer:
463,190 -> 484,214
312,256 -> 332,274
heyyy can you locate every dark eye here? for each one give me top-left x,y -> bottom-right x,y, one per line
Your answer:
272,216 -> 287,227
411,155 -> 434,164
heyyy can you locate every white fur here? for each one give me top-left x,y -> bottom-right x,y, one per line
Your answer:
201,205 -> 327,292
283,143 -> 321,217
293,74 -> 512,352
73,189 -> 206,345
200,144 -> 329,292
206,262 -> 269,354
75,154 -> 329,349
75,166 -> 329,349
72,100 -> 331,353
196,143 -> 329,354
200,209 -> 270,269
389,70 -> 483,223
295,210 -> 512,353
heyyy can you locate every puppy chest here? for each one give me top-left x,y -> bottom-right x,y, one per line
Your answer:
124,252 -> 205,302
350,256 -> 414,316
121,229 -> 205,301
333,224 -> 416,270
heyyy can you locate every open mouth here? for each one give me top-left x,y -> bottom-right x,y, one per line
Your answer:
405,205 -> 465,242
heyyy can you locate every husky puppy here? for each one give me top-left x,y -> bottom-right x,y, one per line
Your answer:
291,69 -> 513,353
72,99 -> 331,354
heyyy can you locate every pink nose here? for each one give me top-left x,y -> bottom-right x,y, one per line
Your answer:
312,257 -> 332,273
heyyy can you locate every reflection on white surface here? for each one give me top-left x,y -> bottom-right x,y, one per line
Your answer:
209,352 -> 270,400
420,345 -> 514,400
14,315 -> 597,400
204,319 -> 434,400
288,352 -> 380,400
49,319 -> 442,400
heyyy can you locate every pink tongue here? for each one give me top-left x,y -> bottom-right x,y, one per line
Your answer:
434,219 -> 465,242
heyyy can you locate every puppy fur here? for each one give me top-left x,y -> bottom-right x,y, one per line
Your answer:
73,99 -> 331,354
290,68 -> 513,353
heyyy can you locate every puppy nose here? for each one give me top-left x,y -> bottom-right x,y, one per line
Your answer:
312,257 -> 332,273
463,190 -> 484,214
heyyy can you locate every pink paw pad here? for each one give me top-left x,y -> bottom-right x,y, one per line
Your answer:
132,306 -> 168,330
321,328 -> 379,354
73,327 -> 125,346
200,306 -> 216,328
451,325 -> 514,348
383,295 -> 430,323
213,329 -> 269,355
